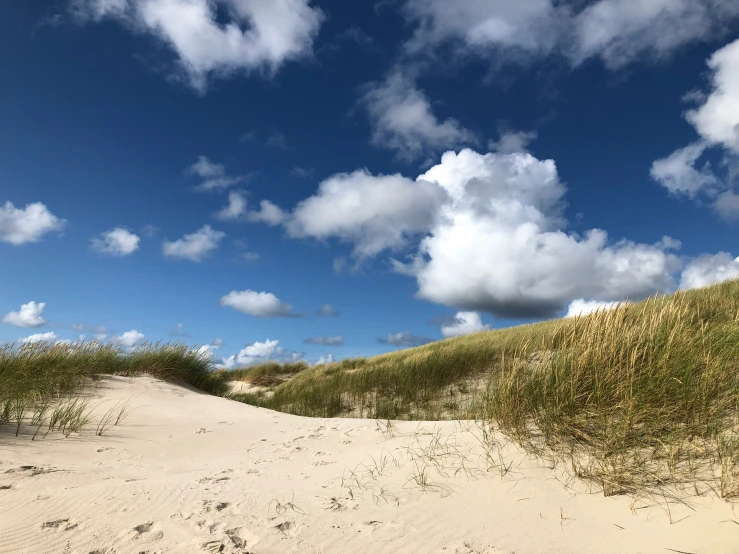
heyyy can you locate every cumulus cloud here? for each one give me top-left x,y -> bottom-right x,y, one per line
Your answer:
401,149 -> 683,318
304,336 -> 344,346
377,331 -> 434,347
71,0 -> 325,91
20,331 -> 62,344
402,0 -> 739,70
193,338 -> 223,360
361,72 -> 476,161
316,303 -> 339,316
246,200 -> 287,226
3,301 -> 47,328
314,353 -> 335,365
216,338 -> 280,369
187,156 -> 250,191
162,225 -> 225,261
565,298 -> 628,318
279,169 -> 446,258
488,130 -> 538,154
0,201 -> 66,245
440,311 -> 491,338
219,290 -> 297,318
679,252 -> 739,290
111,329 -> 145,349
650,141 -> 720,198
215,190 -> 248,220
90,227 -> 141,256
652,39 -> 739,219
261,147 -> 695,318
685,39 -> 739,152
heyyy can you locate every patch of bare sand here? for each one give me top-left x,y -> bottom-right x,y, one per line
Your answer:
0,375 -> 737,553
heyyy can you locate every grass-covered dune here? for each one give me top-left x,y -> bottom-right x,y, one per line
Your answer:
2,278 -> 738,500
0,340 -> 229,438
229,278 -> 739,498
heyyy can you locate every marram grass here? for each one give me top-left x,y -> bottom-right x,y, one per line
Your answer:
0,339 -> 228,438
230,278 -> 739,499
2,278 -> 739,500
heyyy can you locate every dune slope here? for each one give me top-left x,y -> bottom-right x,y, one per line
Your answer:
0,375 -> 737,554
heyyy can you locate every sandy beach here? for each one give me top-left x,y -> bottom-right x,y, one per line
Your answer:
1,375 -> 737,554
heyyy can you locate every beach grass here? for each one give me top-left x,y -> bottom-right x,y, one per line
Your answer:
229,278 -> 739,499
0,339 -> 229,438
2,278 -> 738,500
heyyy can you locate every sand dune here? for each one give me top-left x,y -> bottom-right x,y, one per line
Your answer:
1,376 -> 737,554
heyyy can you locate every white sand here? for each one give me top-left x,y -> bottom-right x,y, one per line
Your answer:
1,375 -> 737,553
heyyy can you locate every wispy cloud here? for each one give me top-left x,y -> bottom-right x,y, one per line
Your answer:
304,336 -> 344,346
377,331 -> 434,347
187,156 -> 251,192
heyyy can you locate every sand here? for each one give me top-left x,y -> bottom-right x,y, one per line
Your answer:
1,375 -> 737,553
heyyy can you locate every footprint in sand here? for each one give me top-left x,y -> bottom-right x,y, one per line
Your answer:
273,520 -> 301,537
225,526 -> 260,549
41,518 -> 79,532
117,520 -> 164,543
452,542 -> 513,554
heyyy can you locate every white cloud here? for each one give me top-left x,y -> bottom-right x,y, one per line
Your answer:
281,169 -> 447,258
219,290 -> 296,318
0,201 -> 66,245
215,190 -> 248,220
440,311 -> 491,337
189,155 -> 225,178
685,38 -> 739,152
20,331 -> 61,344
679,252 -> 739,290
565,299 -> 628,318
488,130 -> 538,154
72,0 -> 325,91
304,336 -> 344,346
110,329 -> 145,350
71,323 -> 107,334
18,332 -> 49,344
361,72 -> 476,161
267,147 -> 687,318
402,0 -> 739,70
314,353 -> 335,365
140,223 -> 159,237
188,156 -> 249,191
650,141 -> 720,198
405,149 -> 681,318
217,338 -> 280,369
3,301 -> 46,328
90,227 -> 141,256
316,303 -> 339,316
162,224 -> 225,261
377,331 -> 433,347
652,39 -> 739,220
193,339 -> 222,360
246,200 -> 287,226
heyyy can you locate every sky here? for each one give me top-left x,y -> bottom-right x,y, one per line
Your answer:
2,0 -> 739,368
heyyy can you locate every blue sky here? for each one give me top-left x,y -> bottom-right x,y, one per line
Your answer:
2,0 -> 739,368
